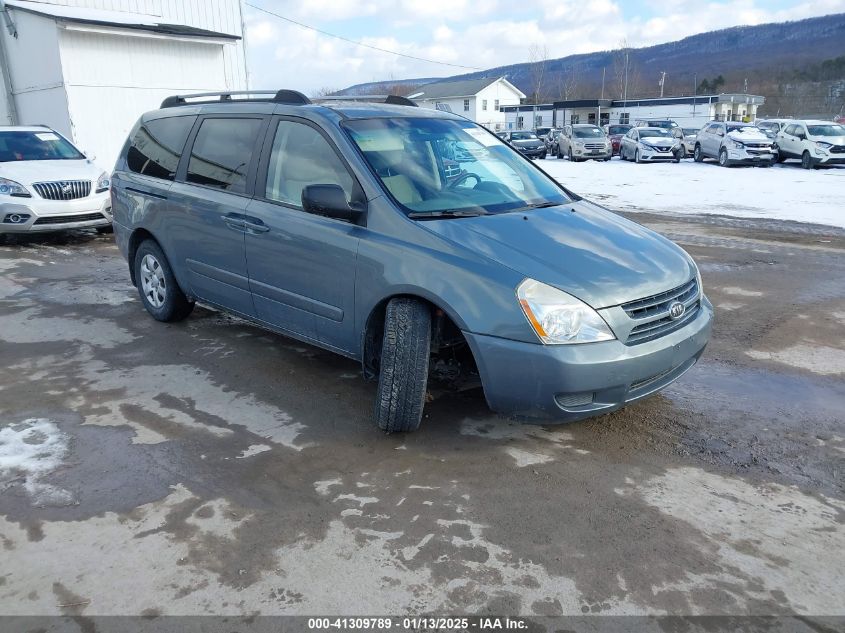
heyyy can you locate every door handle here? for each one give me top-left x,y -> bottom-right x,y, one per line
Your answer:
221,213 -> 246,231
243,217 -> 270,234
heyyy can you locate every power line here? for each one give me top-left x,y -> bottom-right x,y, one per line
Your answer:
244,2 -> 483,71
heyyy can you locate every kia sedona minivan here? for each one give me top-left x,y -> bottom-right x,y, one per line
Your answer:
112,90 -> 713,433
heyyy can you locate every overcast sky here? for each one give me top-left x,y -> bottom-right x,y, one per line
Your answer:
242,0 -> 845,94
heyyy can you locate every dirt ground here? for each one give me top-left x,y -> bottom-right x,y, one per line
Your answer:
0,212 -> 843,619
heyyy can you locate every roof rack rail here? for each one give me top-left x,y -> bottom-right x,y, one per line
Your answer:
316,94 -> 418,107
160,89 -> 312,109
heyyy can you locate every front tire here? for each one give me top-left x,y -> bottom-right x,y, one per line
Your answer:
801,151 -> 815,170
134,239 -> 194,322
568,148 -> 576,163
719,148 -> 730,167
635,149 -> 642,163
374,298 -> 431,433
693,145 -> 704,162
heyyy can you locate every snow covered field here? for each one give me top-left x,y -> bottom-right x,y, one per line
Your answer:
538,157 -> 845,229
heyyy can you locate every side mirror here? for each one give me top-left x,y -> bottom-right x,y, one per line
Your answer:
302,184 -> 365,222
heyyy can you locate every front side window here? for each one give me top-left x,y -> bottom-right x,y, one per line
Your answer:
0,130 -> 84,162
186,118 -> 263,193
126,116 -> 196,180
264,120 -> 355,207
463,99 -> 470,112
344,117 -> 569,216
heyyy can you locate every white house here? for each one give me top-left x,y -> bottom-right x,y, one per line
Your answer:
408,77 -> 525,131
0,0 -> 248,168
504,94 -> 766,130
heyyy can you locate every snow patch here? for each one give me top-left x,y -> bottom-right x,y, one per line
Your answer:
505,447 -> 554,467
720,287 -> 764,297
0,418 -> 74,507
235,444 -> 271,459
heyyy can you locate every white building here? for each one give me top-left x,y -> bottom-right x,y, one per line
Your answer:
408,77 -> 525,131
504,94 -> 766,130
0,0 -> 248,168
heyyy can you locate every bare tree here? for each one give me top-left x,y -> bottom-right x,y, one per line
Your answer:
528,44 -> 549,104
611,39 -> 643,100
558,62 -> 581,101
311,86 -> 341,98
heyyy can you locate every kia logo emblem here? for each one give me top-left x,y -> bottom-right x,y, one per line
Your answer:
668,301 -> 686,320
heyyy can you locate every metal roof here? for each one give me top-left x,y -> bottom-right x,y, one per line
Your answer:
409,77 -> 523,100
6,0 -> 240,40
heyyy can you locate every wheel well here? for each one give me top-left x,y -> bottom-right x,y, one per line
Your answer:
127,228 -> 157,286
362,295 -> 478,383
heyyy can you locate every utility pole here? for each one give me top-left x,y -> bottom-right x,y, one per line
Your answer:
623,51 -> 629,106
693,73 -> 697,118
601,67 -> 605,100
659,71 -> 666,98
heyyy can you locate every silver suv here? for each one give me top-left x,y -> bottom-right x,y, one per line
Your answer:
556,124 -> 611,161
693,121 -> 776,167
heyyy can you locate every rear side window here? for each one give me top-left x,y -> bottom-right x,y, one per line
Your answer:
126,116 -> 195,181
186,118 -> 263,193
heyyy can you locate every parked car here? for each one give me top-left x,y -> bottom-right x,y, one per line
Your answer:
755,118 -> 792,137
681,128 -> 699,156
542,128 -> 562,155
603,124 -> 633,156
635,119 -> 685,148
774,120 -> 845,169
557,124 -> 611,161
112,90 -> 712,433
502,131 -> 546,159
619,127 -> 682,163
534,126 -> 553,141
0,125 -> 111,240
693,121 -> 776,167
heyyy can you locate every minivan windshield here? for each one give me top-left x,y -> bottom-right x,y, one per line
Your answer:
344,118 -> 569,216
573,127 -> 605,138
0,130 -> 85,162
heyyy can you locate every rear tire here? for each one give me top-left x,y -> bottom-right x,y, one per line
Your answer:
693,145 -> 704,162
374,298 -> 431,433
134,239 -> 194,322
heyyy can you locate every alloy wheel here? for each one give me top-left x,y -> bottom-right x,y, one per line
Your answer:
140,253 -> 166,308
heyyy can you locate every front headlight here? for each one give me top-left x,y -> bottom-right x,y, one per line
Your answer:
0,177 -> 31,197
96,171 -> 110,193
730,140 -> 744,149
816,141 -> 832,151
517,279 -> 615,345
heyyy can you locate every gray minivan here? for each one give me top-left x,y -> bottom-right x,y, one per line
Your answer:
111,90 -> 713,433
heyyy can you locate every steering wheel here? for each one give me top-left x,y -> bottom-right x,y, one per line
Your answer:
448,172 -> 481,189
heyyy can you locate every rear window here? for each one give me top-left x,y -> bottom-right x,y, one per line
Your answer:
186,118 -> 263,193
126,116 -> 196,181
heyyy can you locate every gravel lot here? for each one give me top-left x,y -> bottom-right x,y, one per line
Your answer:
0,168 -> 844,619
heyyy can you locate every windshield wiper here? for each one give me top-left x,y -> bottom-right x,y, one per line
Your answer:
508,201 -> 562,213
407,209 -> 487,219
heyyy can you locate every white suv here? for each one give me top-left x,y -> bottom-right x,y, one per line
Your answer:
0,126 -> 111,238
693,121 -> 776,167
775,120 -> 845,169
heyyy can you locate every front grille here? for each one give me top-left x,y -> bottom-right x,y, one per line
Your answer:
623,278 -> 700,345
584,143 -> 606,150
830,145 -> 845,154
32,180 -> 91,200
33,212 -> 104,226
744,143 -> 770,149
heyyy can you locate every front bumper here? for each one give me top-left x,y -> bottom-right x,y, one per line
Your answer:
573,147 -> 611,160
516,146 -> 546,158
465,295 -> 713,420
726,147 -> 776,165
638,148 -> 679,162
813,153 -> 845,165
0,193 -> 112,233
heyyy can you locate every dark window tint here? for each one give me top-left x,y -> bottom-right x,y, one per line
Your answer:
0,131 -> 85,162
126,116 -> 195,180
186,118 -> 263,193
265,120 -> 354,207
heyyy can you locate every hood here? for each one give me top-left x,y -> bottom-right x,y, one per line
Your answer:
419,201 -> 695,309
0,159 -> 103,186
640,136 -> 675,148
811,135 -> 845,144
726,129 -> 769,143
